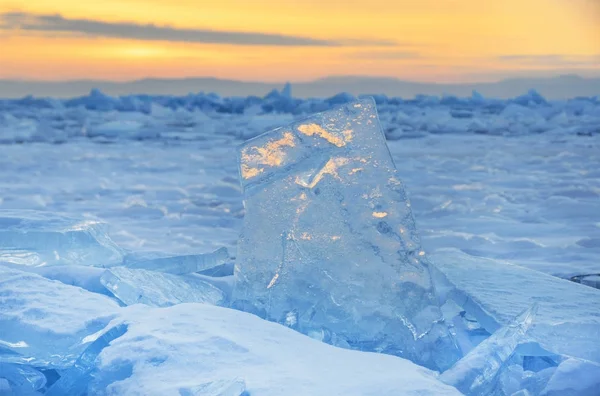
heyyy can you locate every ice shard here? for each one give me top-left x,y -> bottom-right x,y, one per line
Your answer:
122,247 -> 229,275
430,248 -> 600,364
0,210 -> 123,267
231,98 -> 460,371
100,267 -> 225,307
45,324 -> 128,396
0,363 -> 46,394
440,304 -> 538,395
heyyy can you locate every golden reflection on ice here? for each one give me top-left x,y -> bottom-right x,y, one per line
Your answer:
300,232 -> 312,240
241,164 -> 264,179
297,123 -> 347,147
295,157 -> 349,188
342,129 -> 353,142
241,132 -> 296,179
266,273 -> 279,289
372,211 -> 388,218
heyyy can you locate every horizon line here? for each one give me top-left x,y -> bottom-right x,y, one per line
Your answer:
1,73 -> 598,86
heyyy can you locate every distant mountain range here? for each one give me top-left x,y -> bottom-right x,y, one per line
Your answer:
1,75 -> 599,99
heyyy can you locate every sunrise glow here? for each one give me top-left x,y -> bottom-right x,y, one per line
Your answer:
0,0 -> 598,82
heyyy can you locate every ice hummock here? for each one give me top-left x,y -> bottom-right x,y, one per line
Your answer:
45,324 -> 128,396
0,210 -> 123,267
231,98 -> 460,371
100,266 -> 226,307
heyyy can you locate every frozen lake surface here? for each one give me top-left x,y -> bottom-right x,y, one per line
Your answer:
1,89 -> 599,395
1,90 -> 599,278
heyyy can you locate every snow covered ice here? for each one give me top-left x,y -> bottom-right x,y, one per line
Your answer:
45,324 -> 129,396
232,98 -> 460,371
0,264 -> 119,369
0,264 -> 461,395
87,304 -> 461,396
1,87 -> 600,395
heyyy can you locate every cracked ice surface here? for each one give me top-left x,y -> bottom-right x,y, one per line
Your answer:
232,98 -> 460,371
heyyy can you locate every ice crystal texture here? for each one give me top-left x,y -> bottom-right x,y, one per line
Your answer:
232,98 -> 459,370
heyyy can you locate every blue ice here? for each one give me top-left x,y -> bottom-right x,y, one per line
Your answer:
0,363 -> 46,394
122,246 -> 229,275
231,98 -> 460,371
0,210 -> 123,267
440,304 -> 537,394
45,324 -> 128,396
100,266 -> 226,307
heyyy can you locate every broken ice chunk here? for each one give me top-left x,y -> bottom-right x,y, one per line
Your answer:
570,274 -> 600,290
440,304 -> 537,395
0,379 -> 9,393
431,248 -> 600,363
45,324 -> 128,396
0,264 -> 119,369
232,98 -> 460,371
100,267 -> 225,307
122,247 -> 229,275
517,366 -> 557,396
0,363 -> 46,394
0,210 -> 123,267
0,263 -> 109,295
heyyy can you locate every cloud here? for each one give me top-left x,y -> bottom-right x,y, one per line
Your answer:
498,54 -> 600,67
0,12 -> 394,47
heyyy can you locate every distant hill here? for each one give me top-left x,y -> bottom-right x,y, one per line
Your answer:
1,74 -> 599,99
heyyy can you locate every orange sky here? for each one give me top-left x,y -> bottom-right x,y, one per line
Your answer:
0,0 -> 598,82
